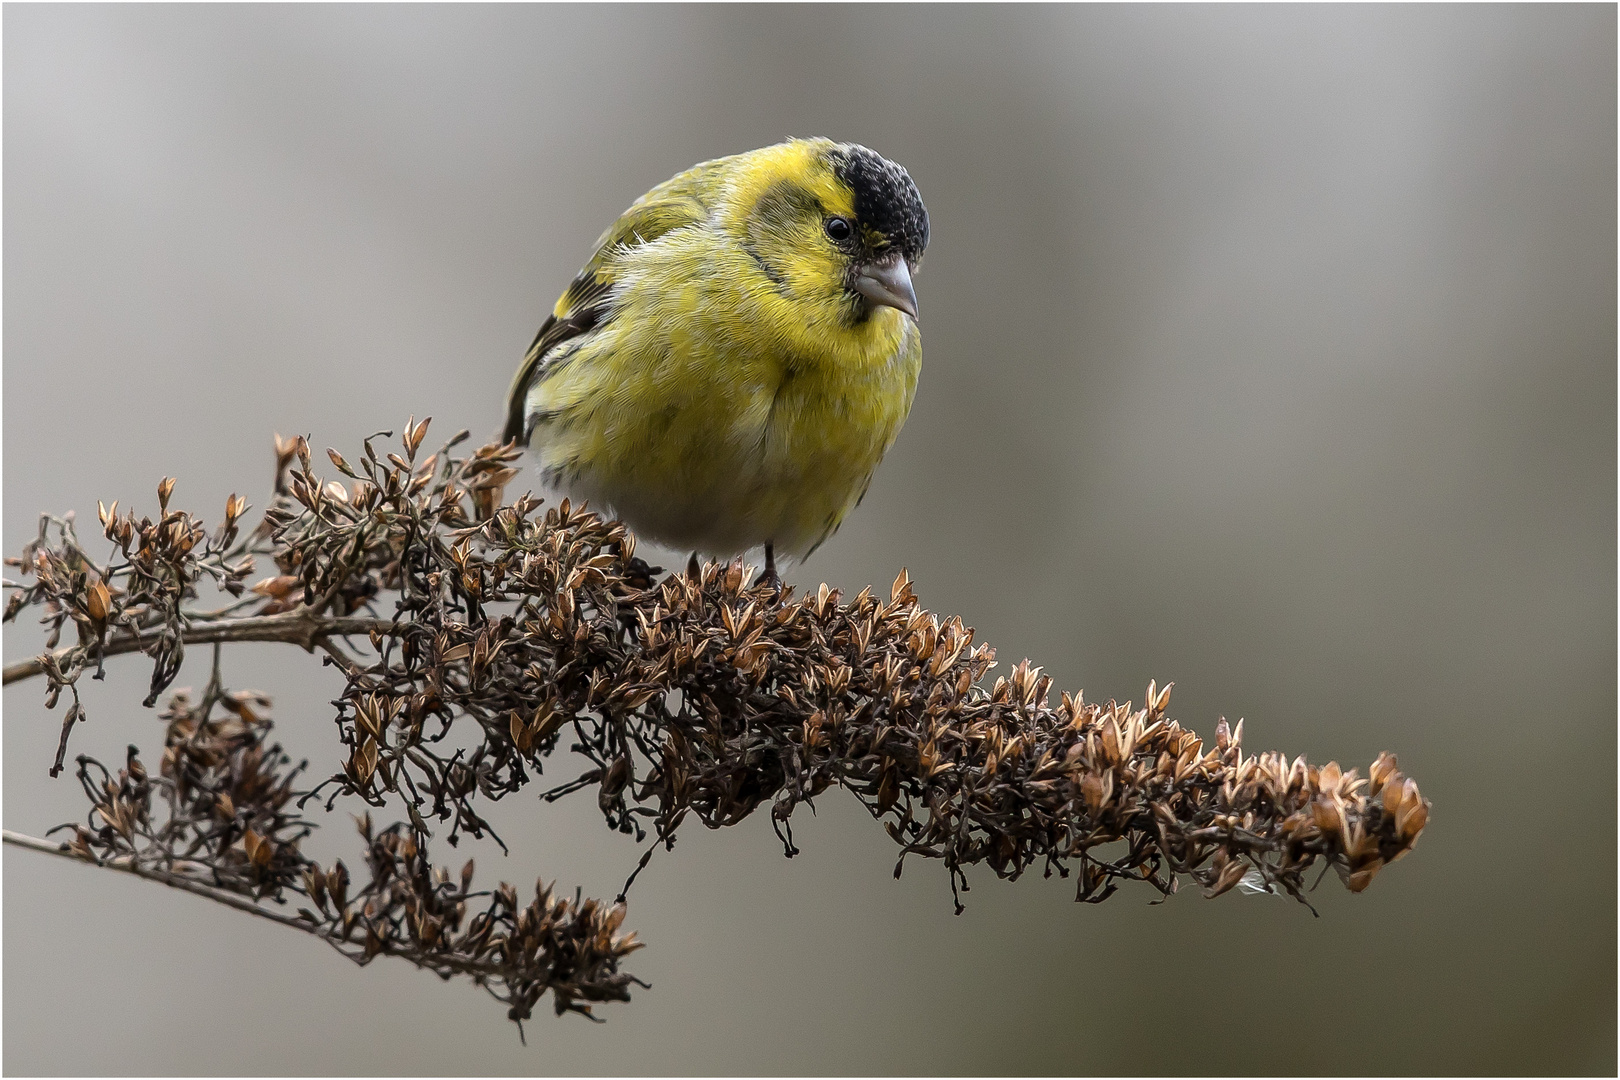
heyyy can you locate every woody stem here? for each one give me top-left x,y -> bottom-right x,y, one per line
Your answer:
2,610 -> 396,686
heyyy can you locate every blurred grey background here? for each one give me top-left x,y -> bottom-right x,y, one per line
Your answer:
4,4 -> 1613,1075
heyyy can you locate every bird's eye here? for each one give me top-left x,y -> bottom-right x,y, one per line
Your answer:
824,217 -> 853,242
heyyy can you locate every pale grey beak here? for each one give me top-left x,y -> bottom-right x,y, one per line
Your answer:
853,257 -> 919,320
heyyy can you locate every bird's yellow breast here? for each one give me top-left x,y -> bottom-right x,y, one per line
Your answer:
525,226 -> 920,557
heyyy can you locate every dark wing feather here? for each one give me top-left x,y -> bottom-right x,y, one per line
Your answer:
501,275 -> 612,444
503,168 -> 719,447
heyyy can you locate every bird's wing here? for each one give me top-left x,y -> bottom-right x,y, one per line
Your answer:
502,165 -> 721,445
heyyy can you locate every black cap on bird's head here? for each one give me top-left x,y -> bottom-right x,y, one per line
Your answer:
827,144 -> 928,320
829,144 -> 930,265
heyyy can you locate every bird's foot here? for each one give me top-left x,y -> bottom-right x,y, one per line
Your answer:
757,543 -> 784,599
622,555 -> 661,590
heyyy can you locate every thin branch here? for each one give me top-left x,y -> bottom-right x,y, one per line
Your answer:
3,610 -> 394,686
5,824 -> 642,1006
2,828 -> 310,931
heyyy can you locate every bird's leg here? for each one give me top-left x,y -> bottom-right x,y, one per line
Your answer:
761,543 -> 783,594
615,539 -> 659,589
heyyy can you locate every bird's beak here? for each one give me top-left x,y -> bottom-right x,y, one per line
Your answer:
853,257 -> 919,321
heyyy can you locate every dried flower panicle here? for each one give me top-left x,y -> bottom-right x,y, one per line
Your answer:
58,685 -> 310,896
307,811 -> 645,1025
3,479 -> 259,775
55,686 -> 643,1026
3,417 -> 1430,1028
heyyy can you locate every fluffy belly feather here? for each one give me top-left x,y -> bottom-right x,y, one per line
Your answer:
528,322 -> 919,559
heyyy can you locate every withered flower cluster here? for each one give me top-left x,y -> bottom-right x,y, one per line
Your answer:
41,685 -> 641,1026
3,418 -> 1430,1028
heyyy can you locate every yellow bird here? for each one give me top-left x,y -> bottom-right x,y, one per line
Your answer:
503,138 -> 928,585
